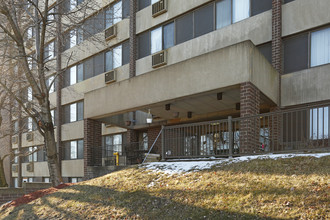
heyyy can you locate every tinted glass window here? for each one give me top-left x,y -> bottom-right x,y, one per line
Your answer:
105,50 -> 113,71
94,53 -> 105,76
194,3 -> 214,38
122,41 -> 130,65
176,13 -> 193,45
257,42 -> 272,64
84,58 -> 94,79
151,27 -> 162,54
83,17 -> 94,39
163,22 -> 174,49
77,140 -> 84,159
251,0 -> 272,16
94,11 -> 105,33
138,0 -> 151,11
311,27 -> 330,67
77,64 -> 84,83
122,0 -> 130,18
283,33 -> 309,74
138,31 -> 150,59
77,102 -> 84,121
233,0 -> 250,23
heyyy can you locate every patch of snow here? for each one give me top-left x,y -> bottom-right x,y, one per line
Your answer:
140,153 -> 330,174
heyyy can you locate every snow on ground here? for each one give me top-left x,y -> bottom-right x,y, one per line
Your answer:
141,153 -> 330,175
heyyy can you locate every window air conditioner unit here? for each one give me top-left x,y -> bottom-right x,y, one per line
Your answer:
105,70 -> 116,84
152,50 -> 167,68
105,24 -> 117,41
12,164 -> 18,173
26,163 -> 34,172
152,0 -> 167,17
26,132 -> 34,142
12,135 -> 18,144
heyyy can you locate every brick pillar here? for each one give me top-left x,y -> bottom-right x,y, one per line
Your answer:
129,0 -> 137,78
270,1 -> 283,152
147,126 -> 162,155
84,119 -> 102,179
240,82 -> 260,154
126,129 -> 139,164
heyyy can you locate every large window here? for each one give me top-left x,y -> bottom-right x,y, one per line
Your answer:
64,101 -> 84,124
104,134 -> 123,156
105,42 -> 129,71
106,1 -> 122,29
284,27 -> 330,74
64,140 -> 84,160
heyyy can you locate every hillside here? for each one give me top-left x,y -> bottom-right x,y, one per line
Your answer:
1,154 -> 329,219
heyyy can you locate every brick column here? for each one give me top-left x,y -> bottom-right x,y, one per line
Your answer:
129,0 -> 137,78
84,119 -> 102,179
147,126 -> 162,155
125,129 -> 139,164
270,0 -> 283,151
240,82 -> 260,154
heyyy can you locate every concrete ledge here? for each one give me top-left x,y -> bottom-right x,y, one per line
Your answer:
281,64 -> 330,107
85,40 -> 279,119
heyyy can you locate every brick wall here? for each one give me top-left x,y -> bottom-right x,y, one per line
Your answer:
129,0 -> 137,78
147,126 -> 162,155
240,82 -> 260,154
84,119 -> 102,180
0,183 -> 52,205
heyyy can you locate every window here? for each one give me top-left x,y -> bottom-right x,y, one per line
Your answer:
13,178 -> 18,188
138,31 -> 150,59
283,33 -> 309,74
51,109 -> 56,126
311,27 -> 330,67
283,0 -> 295,3
257,42 -> 272,64
176,13 -> 193,45
68,28 -> 83,49
104,134 -> 123,156
43,177 -> 50,183
14,149 -> 18,164
216,0 -> 231,30
251,0 -> 272,16
28,117 -> 33,131
37,146 -> 47,162
64,101 -> 83,124
194,3 -> 214,38
67,64 -> 83,86
27,87 -> 33,101
29,146 -> 38,162
139,132 -> 148,150
233,0 -> 250,23
310,107 -> 329,140
13,120 -> 19,133
47,76 -> 55,93
151,27 -> 162,54
105,43 -> 129,71
64,140 -> 84,160
69,177 -> 83,183
27,26 -> 35,39
163,23 -> 175,49
105,1 -> 122,29
47,7 -> 55,22
45,41 -> 55,60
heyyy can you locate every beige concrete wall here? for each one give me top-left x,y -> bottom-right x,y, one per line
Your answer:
61,64 -> 129,105
21,130 -> 46,147
61,160 -> 84,177
85,41 -> 278,119
61,121 -> 84,141
21,162 -> 49,177
102,125 -> 127,136
282,0 -> 330,37
281,64 -> 330,107
137,10 -> 272,76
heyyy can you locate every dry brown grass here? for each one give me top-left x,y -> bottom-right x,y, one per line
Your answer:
1,156 -> 329,219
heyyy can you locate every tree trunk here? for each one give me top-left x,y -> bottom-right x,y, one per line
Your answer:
44,127 -> 63,186
0,158 -> 8,187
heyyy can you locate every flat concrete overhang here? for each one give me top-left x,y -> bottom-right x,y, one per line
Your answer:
84,40 -> 279,120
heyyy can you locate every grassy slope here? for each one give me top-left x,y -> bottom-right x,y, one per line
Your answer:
1,156 -> 329,220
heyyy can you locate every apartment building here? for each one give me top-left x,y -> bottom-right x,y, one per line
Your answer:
9,0 -> 330,185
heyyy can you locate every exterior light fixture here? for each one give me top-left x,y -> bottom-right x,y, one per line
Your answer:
146,109 -> 153,124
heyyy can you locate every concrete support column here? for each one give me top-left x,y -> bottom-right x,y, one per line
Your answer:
84,119 -> 102,180
240,82 -> 260,154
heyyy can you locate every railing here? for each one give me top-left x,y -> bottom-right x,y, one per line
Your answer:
163,103 -> 330,159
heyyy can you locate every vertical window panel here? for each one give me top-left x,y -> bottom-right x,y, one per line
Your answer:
84,58 -> 94,79
70,103 -> 77,122
176,13 -> 193,45
70,141 -> 77,159
105,50 -> 113,71
151,27 -> 162,54
194,3 -> 214,38
77,101 -> 84,121
70,66 -> 77,85
311,27 -> 330,67
113,45 -> 122,68
283,33 -> 309,74
138,0 -> 151,11
77,140 -> 84,159
94,53 -> 105,75
233,0 -> 250,23
70,29 -> 77,48
77,63 -> 84,82
164,22 -> 174,50
216,0 -> 231,30
122,41 -> 130,65
138,31 -> 150,59
113,1 -> 123,24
